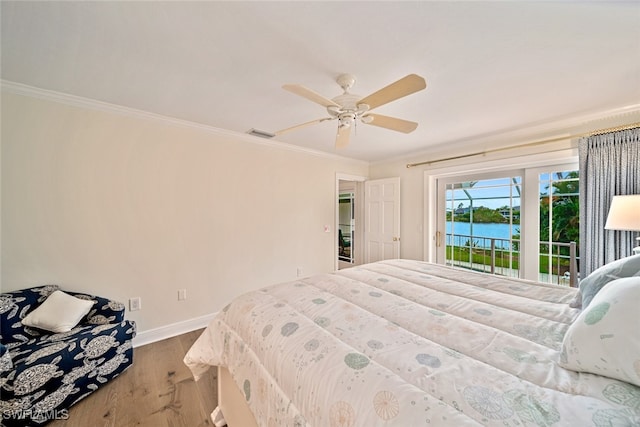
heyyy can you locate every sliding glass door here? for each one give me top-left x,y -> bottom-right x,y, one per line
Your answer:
538,169 -> 580,285
435,163 -> 579,285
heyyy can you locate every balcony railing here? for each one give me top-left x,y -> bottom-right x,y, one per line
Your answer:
445,233 -> 578,287
539,241 -> 579,287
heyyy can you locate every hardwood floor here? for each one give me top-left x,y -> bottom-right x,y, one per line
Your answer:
49,329 -> 218,427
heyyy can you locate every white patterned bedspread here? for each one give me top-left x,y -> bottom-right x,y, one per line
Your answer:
184,259 -> 640,426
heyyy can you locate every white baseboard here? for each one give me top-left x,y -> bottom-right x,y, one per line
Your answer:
132,312 -> 217,348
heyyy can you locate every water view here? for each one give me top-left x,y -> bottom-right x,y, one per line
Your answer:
446,221 -> 517,249
444,170 -> 580,285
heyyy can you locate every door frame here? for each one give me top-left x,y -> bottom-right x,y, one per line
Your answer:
335,173 -> 367,271
423,152 -> 578,282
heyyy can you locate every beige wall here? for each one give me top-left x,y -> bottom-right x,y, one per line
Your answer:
1,91 -> 368,333
3,88 -> 636,338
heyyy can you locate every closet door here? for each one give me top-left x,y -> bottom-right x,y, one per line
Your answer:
364,177 -> 400,263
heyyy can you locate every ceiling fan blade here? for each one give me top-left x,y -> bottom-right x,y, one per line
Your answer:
283,84 -> 341,108
365,113 -> 418,133
358,74 -> 426,110
335,125 -> 351,149
274,118 -> 333,136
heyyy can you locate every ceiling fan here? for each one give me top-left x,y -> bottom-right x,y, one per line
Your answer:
275,73 -> 427,148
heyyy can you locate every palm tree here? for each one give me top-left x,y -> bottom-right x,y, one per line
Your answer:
539,171 -> 579,257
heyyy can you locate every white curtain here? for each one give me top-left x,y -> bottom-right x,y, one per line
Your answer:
579,128 -> 640,278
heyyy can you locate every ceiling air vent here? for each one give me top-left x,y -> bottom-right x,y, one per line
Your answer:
246,128 -> 275,139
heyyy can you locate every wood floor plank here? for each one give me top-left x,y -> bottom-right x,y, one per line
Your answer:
48,330 -> 217,427
121,341 -> 173,426
177,329 -> 218,419
176,329 -> 219,425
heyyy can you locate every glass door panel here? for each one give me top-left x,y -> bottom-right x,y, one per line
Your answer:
538,170 -> 580,285
444,176 -> 521,277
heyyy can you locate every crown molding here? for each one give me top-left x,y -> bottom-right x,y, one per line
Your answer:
1,80 -> 369,167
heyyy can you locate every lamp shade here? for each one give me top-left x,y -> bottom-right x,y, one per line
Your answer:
604,195 -> 640,231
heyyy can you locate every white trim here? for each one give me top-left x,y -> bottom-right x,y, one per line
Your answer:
423,147 -> 577,178
336,173 -> 367,183
0,79 -> 369,167
424,173 -> 438,263
132,312 -> 217,348
335,173 -> 367,271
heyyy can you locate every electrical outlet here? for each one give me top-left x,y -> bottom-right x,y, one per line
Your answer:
129,297 -> 141,311
297,267 -> 303,277
178,289 -> 187,301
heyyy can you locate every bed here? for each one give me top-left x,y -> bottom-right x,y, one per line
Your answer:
184,258 -> 640,426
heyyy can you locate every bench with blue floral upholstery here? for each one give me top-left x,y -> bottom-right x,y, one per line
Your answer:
0,285 -> 136,426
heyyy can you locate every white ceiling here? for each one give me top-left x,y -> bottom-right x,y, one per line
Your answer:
2,1 -> 639,162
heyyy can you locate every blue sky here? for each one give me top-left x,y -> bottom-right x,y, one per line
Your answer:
446,172 -> 578,210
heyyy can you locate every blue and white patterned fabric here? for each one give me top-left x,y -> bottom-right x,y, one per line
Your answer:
0,285 -> 136,426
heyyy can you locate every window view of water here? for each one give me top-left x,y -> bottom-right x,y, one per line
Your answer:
443,169 -> 579,286
445,221 -> 517,249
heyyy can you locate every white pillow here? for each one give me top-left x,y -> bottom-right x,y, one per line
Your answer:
559,277 -> 640,386
579,253 -> 640,309
21,290 -> 95,333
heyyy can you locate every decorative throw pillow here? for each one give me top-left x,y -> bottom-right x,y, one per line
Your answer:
579,254 -> 640,309
21,290 -> 95,333
559,277 -> 640,386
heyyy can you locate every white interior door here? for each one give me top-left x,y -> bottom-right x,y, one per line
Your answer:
365,177 -> 400,263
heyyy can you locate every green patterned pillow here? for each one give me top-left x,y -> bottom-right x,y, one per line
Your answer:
579,254 -> 640,309
560,277 -> 640,386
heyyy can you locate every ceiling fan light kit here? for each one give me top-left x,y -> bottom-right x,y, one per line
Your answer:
277,73 -> 426,148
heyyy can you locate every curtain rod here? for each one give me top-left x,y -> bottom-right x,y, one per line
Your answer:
405,122 -> 640,169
